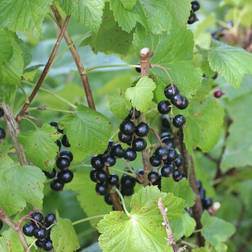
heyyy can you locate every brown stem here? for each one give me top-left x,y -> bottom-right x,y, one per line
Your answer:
16,16 -> 70,122
158,198 -> 179,252
51,5 -> 96,110
140,48 -> 152,185
1,104 -> 28,165
0,209 -> 29,251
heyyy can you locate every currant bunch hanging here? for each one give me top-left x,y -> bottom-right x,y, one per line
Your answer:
188,1 -> 200,25
196,180 -> 214,210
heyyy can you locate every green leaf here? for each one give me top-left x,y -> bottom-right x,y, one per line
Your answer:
0,0 -> 53,34
0,229 -> 23,252
19,125 -> 58,172
98,186 -> 185,252
208,41 -> 252,87
51,217 -> 80,252
59,0 -> 105,32
201,212 -> 236,249
65,170 -> 111,225
125,76 -> 156,112
60,105 -> 112,162
0,160 -> 45,215
120,0 -> 137,10
161,178 -> 195,207
0,30 -> 13,64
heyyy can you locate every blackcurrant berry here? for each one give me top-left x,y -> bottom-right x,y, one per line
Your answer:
135,66 -> 141,73
124,148 -> 137,161
187,11 -> 198,24
121,175 -> 136,188
118,131 -> 132,144
61,134 -> 71,147
171,94 -> 189,109
22,223 -> 35,237
44,169 -> 56,179
104,193 -> 113,205
45,213 -> 56,227
108,174 -> 119,186
132,138 -> 147,152
160,131 -> 173,141
158,100 -> 171,114
199,187 -> 206,200
59,150 -> 73,162
90,170 -> 98,182
173,115 -> 186,128
202,197 -> 213,209
214,89 -> 224,98
191,1 -> 200,12
121,187 -> 134,196
173,170 -> 183,182
148,171 -> 161,185
35,239 -> 44,248
164,84 -> 179,99
0,220 -> 3,230
150,155 -> 161,167
161,163 -> 174,177
167,148 -> 177,161
91,155 -> 104,170
120,120 -> 135,135
0,108 -> 4,117
0,127 -> 6,139
96,183 -> 107,195
31,212 -> 44,223
135,122 -> 149,137
50,121 -> 58,128
111,144 -> 125,158
96,170 -> 108,184
195,180 -> 202,189
174,156 -> 183,167
103,155 -> 116,167
34,227 -> 47,240
212,73 -> 218,80
50,179 -> 64,191
128,108 -> 141,120
155,147 -> 169,160
58,169 -> 73,183
56,156 -> 70,170
43,239 -> 53,251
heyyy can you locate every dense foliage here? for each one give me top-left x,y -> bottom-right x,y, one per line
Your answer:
1,0 -> 252,251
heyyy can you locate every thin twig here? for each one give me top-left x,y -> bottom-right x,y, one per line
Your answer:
51,5 -> 96,110
158,198 -> 179,252
1,104 -> 28,165
16,16 -> 71,122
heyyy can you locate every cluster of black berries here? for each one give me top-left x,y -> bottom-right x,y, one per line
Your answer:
0,108 -> 6,141
44,122 -> 74,191
50,121 -> 70,149
188,1 -> 200,25
158,84 -> 188,128
196,180 -> 213,209
23,212 -> 56,251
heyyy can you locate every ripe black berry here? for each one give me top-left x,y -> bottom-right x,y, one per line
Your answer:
191,1 -> 200,12
108,174 -> 119,186
111,144 -> 125,158
44,169 -> 56,179
104,193 -> 113,205
56,156 -> 70,170
173,115 -> 186,128
103,155 -> 116,167
0,108 -> 4,117
23,223 -> 35,237
34,227 -> 47,240
58,169 -> 73,183
128,108 -> 141,120
161,164 -> 174,177
121,174 -> 136,186
118,131 -> 132,144
150,155 -> 161,167
148,171 -> 161,185
35,239 -> 44,248
171,94 -> 189,109
0,127 -> 6,139
90,170 -> 97,182
174,156 -> 183,167
96,183 -> 107,195
155,147 -> 169,160
173,170 -> 183,182
124,148 -> 137,161
158,100 -> 171,114
59,150 -> 73,162
50,179 -> 64,191
96,170 -> 108,183
132,138 -> 147,152
199,187 -> 206,200
188,11 -> 198,24
135,122 -> 149,137
31,212 -> 44,223
43,239 -> 53,251
0,220 -> 3,230
121,187 -> 134,196
91,155 -> 104,170
135,66 -> 141,73
50,121 -> 58,128
45,213 -> 56,227
61,134 -> 70,147
167,148 -> 177,161
202,197 -> 213,209
164,84 -> 179,99
120,120 -> 135,135
160,131 -> 173,141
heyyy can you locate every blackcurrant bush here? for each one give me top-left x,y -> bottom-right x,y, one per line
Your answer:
31,212 -> 44,223
34,227 -> 47,240
158,100 -> 171,114
45,213 -> 56,227
187,11 -> 198,24
61,134 -> 71,147
43,239 -> 53,251
118,131 -> 132,144
202,197 -> 213,209
96,170 -> 108,184
171,94 -> 189,110
155,147 -> 169,160
111,144 -> 125,158
108,174 -> 119,186
128,108 -> 141,120
22,223 -> 35,237
120,120 -> 135,135
50,179 -> 64,191
0,108 -> 4,117
90,170 -> 98,182
150,155 -> 162,167
104,193 -> 113,205
174,156 -> 183,167
96,183 -> 107,195
173,115 -> 186,128
161,163 -> 174,177
135,122 -> 149,137
58,169 -> 73,183
124,148 -> 137,161
164,84 -> 179,99
121,175 -> 136,188
103,155 -> 116,167
44,169 -> 56,179
148,171 -> 161,185
173,170 -> 183,182
191,1 -> 200,12
132,138 -> 147,152
59,150 -> 73,162
91,155 -> 104,170
56,156 -> 70,170
0,127 -> 6,139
